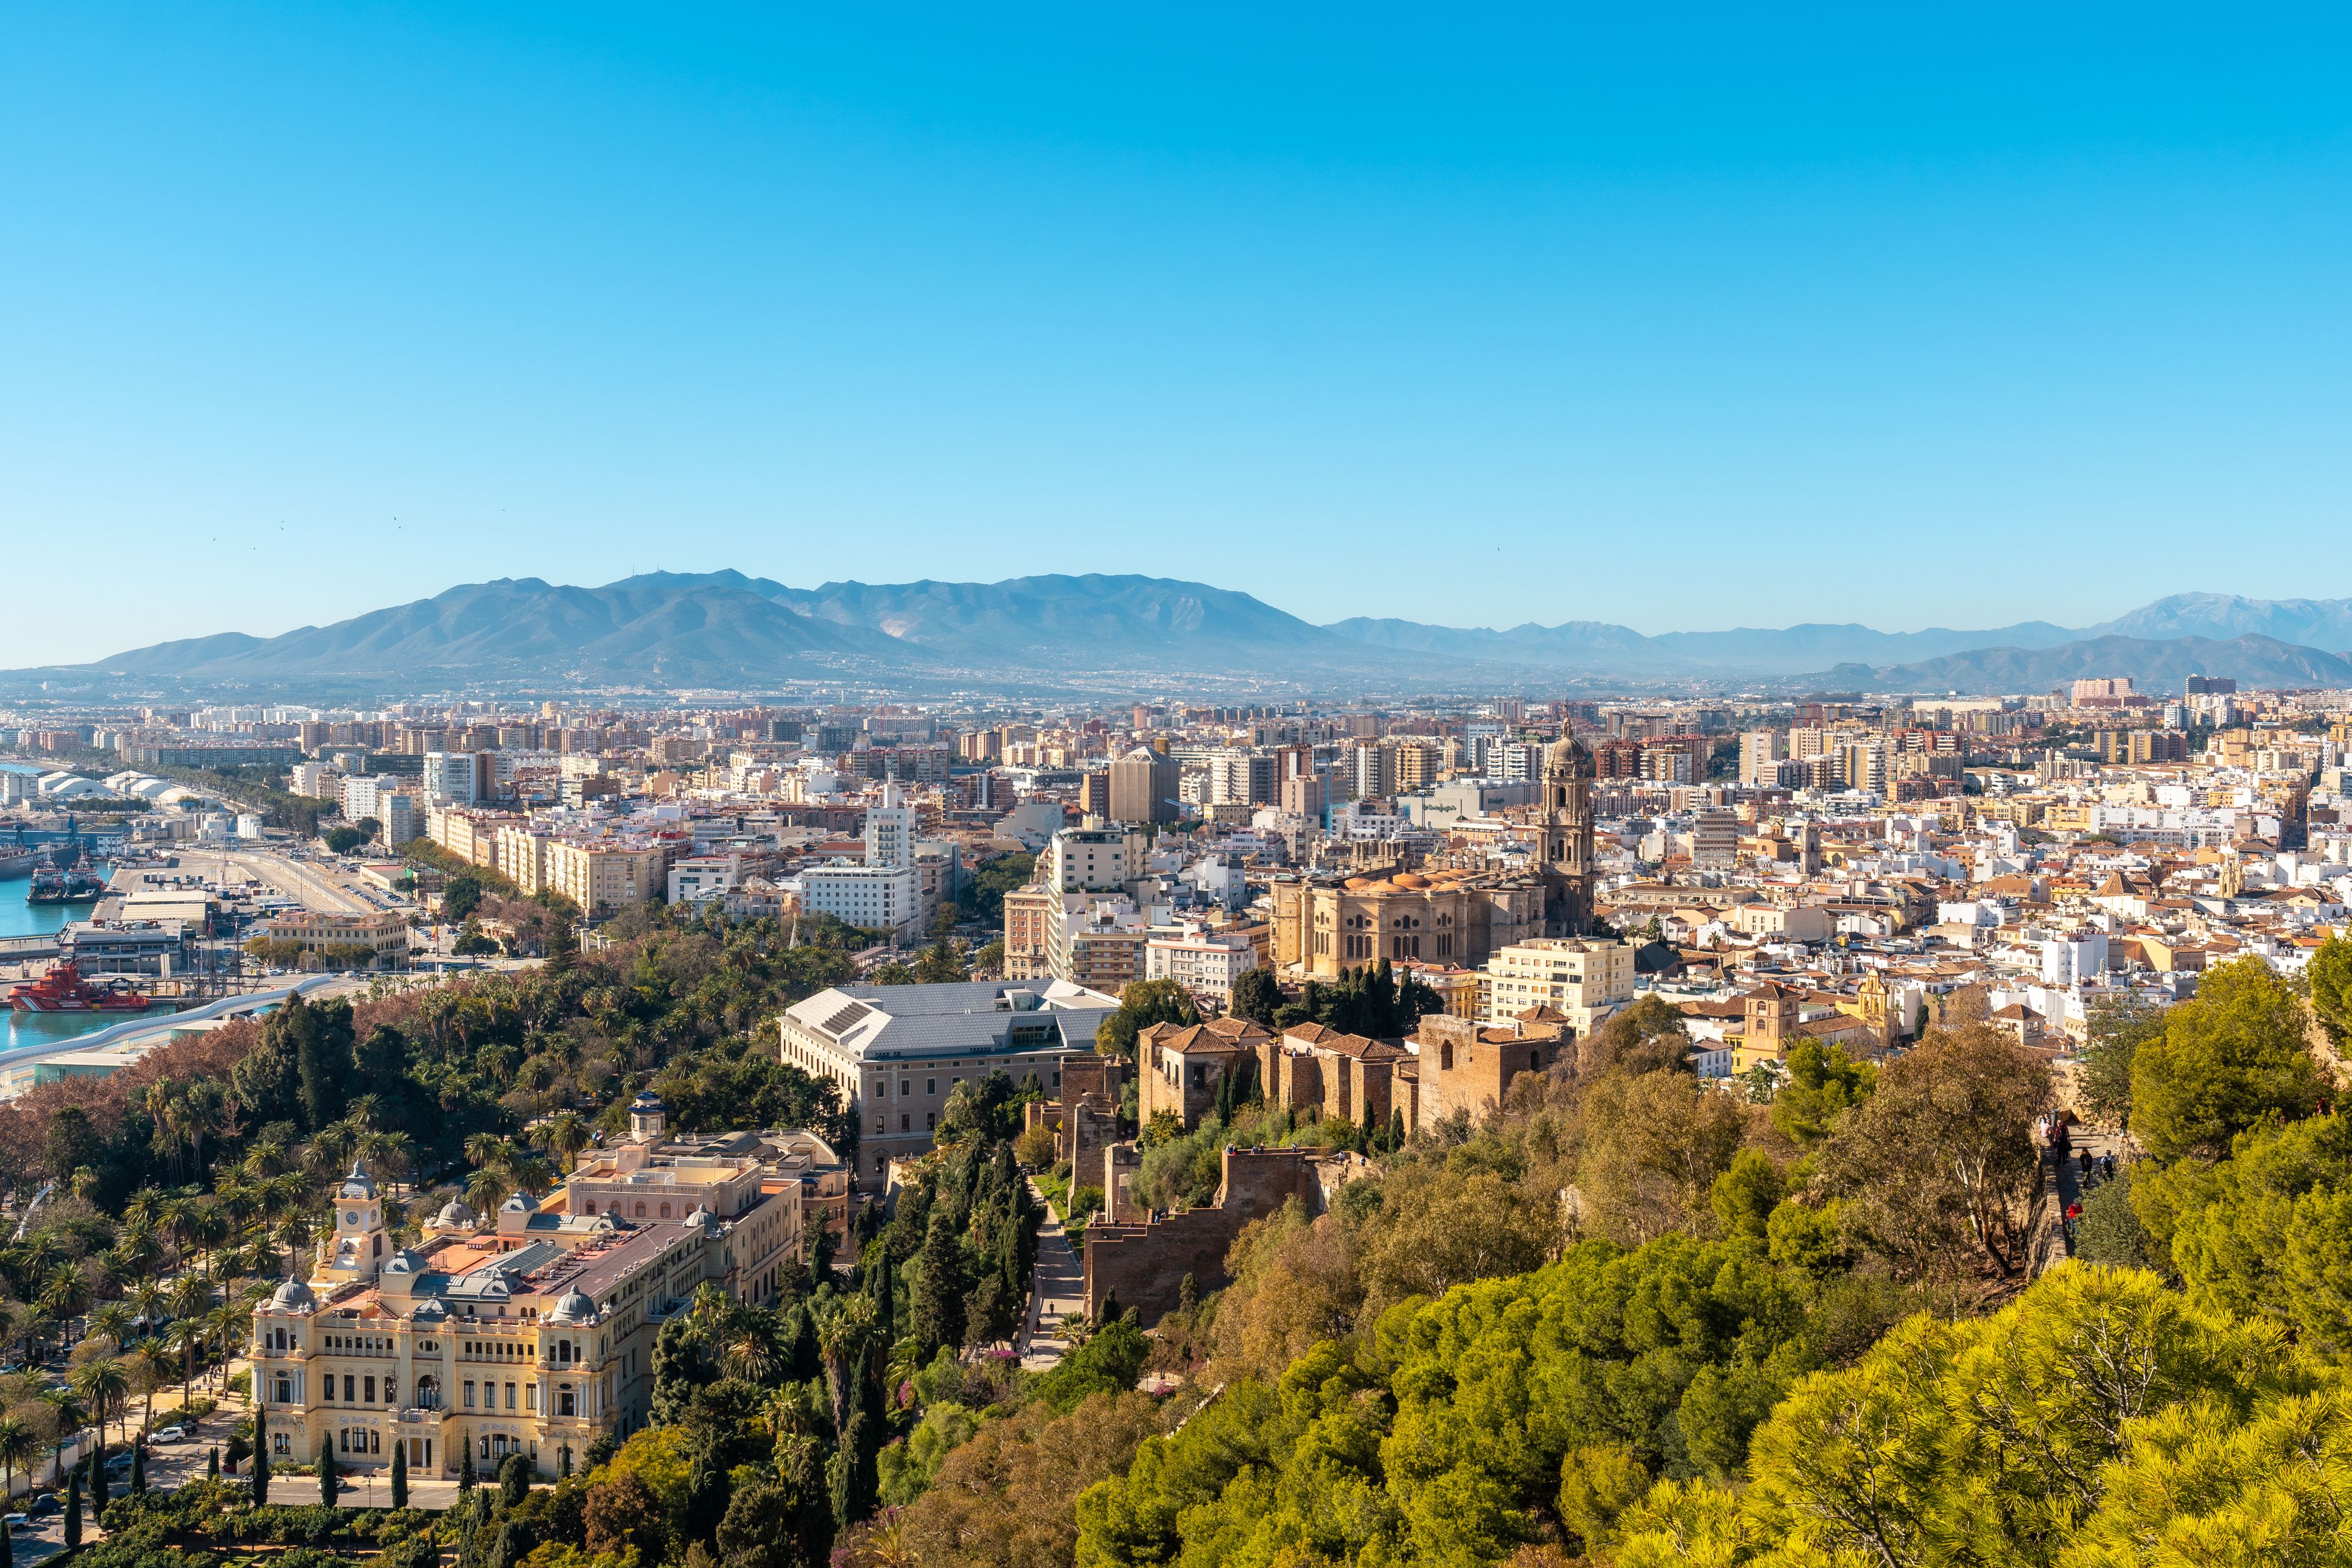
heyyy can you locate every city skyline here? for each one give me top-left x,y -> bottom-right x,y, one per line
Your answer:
8,7 -> 2352,665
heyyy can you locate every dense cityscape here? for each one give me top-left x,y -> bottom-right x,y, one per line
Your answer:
9,5 -> 2352,1566
2,649 -> 2350,1563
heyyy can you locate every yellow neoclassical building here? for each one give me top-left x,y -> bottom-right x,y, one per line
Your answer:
251,1099 -> 845,1479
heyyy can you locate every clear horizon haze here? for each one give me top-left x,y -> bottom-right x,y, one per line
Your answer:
6,5 -> 2351,667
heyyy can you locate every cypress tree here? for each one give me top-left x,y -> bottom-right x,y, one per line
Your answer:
867,1248 -> 894,1344
458,1442 -> 477,1493
208,1446 -> 220,1480
86,1441 -> 105,1514
131,1443 -> 146,1494
499,1451 -> 530,1510
391,1439 -> 408,1509
910,1214 -> 967,1353
252,1439 -> 271,1504
62,1475 -> 80,1551
1,1493 -> 12,1568
318,1433 -> 338,1506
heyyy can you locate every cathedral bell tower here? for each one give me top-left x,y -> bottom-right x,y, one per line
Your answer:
1541,719 -> 1596,936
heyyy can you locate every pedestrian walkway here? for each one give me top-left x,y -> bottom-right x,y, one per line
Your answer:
1018,1178 -> 1085,1371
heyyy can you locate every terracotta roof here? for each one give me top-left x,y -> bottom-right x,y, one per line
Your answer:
1139,1019 -> 1266,1055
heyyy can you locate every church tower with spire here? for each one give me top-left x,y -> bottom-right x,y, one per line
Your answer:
1540,718 -> 1596,936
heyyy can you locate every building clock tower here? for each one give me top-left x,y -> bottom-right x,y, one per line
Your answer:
1540,720 -> 1596,937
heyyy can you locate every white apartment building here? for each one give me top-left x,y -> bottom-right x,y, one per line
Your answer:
669,853 -> 749,905
1482,937 -> 1636,1034
864,780 -> 917,869
1144,923 -> 1259,1007
799,862 -> 922,937
1039,824 -> 1145,894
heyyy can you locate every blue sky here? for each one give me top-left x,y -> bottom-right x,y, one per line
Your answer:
5,4 -> 2351,666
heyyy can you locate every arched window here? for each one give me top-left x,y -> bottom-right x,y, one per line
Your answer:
581,1200 -> 595,1214
1440,1041 -> 1454,1071
416,1376 -> 440,1410
658,1203 -> 671,1220
634,1202 -> 647,1217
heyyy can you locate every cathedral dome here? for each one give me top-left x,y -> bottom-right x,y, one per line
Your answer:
1545,728 -> 1594,779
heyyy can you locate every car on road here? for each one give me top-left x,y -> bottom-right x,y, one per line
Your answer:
27,1495 -> 58,1517
5,1513 -> 29,1534
105,1452 -> 135,1476
152,1424 -> 189,1444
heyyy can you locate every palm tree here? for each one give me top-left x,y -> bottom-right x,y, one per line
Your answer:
167,1274 -> 213,1328
123,1188 -> 167,1235
87,1303 -> 133,1351
127,1279 -> 166,1337
163,1320 -> 203,1409
203,1304 -> 241,1390
40,1390 -> 83,1485
69,1358 -> 128,1449
464,1169 -> 514,1215
40,1265 -> 88,1342
0,1414 -> 37,1502
537,1112 -> 592,1173
813,1293 -> 876,1432
130,1342 -> 172,1439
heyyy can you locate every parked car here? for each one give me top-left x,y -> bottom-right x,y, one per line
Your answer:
105,1452 -> 135,1475
152,1424 -> 189,1444
5,1514 -> 29,1534
27,1494 -> 58,1517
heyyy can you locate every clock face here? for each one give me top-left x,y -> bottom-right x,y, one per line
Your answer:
346,1213 -> 359,1225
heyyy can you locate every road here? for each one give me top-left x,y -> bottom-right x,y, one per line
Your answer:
1018,1178 -> 1086,1371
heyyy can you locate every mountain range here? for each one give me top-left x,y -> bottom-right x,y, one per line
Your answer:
18,574 -> 2352,697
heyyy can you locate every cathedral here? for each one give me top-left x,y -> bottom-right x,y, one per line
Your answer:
1539,721 -> 1596,937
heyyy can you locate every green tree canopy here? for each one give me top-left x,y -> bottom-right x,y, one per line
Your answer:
2131,956 -> 2327,1163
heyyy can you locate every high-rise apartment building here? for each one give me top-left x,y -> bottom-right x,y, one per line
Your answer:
1108,747 -> 1179,824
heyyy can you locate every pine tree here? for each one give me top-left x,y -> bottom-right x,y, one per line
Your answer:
62,1474 -> 80,1551
252,1440 -> 271,1505
318,1434 -> 338,1506
391,1438 -> 408,1509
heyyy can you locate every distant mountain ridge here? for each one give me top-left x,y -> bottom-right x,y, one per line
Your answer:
1802,634 -> 2352,696
24,573 -> 2352,695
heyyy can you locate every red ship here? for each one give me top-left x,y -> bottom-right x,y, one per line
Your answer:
6,962 -> 156,1013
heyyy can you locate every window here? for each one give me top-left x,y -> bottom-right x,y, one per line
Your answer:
635,1202 -> 647,1217
506,1382 -> 518,1410
901,1114 -> 911,1132
272,1432 -> 290,1455
273,1376 -> 292,1404
559,1385 -> 576,1416
464,1380 -> 477,1409
925,1079 -> 935,1094
364,1376 -> 376,1404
